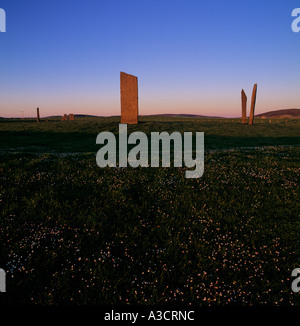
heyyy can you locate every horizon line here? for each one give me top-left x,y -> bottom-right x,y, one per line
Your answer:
1,108 -> 300,120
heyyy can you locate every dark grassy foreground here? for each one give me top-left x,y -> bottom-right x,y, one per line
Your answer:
0,117 -> 299,306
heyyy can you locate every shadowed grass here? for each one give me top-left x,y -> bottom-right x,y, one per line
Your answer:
1,117 -> 299,153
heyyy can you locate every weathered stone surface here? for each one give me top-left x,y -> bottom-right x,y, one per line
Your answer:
241,89 -> 247,124
69,114 -> 75,121
62,114 -> 68,121
249,84 -> 257,125
36,107 -> 40,123
120,72 -> 138,124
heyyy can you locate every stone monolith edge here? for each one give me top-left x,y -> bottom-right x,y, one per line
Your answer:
120,72 -> 138,124
37,108 -> 40,123
249,84 -> 257,125
241,90 -> 247,124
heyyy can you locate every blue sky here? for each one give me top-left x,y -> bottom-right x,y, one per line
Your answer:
0,0 -> 299,117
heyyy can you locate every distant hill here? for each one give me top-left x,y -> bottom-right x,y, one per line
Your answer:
47,109 -> 300,119
141,114 -> 224,118
255,109 -> 300,118
74,114 -> 99,117
151,110 -> 300,119
2,109 -> 299,120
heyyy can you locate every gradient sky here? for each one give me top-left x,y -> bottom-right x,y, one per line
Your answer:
0,0 -> 299,118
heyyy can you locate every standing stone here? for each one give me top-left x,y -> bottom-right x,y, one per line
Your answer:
120,72 -> 138,124
37,107 -> 40,123
241,90 -> 247,124
62,114 -> 68,121
249,84 -> 257,125
69,114 -> 75,121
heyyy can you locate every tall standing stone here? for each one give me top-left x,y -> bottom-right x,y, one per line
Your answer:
241,89 -> 247,124
37,108 -> 40,123
249,84 -> 257,125
69,114 -> 75,121
62,114 -> 68,121
120,72 -> 138,124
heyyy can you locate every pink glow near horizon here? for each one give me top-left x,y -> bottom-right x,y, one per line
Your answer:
1,95 -> 299,119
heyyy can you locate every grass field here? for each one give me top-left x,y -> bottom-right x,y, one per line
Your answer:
0,117 -> 299,306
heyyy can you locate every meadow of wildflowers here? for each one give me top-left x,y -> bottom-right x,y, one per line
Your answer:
0,118 -> 299,306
